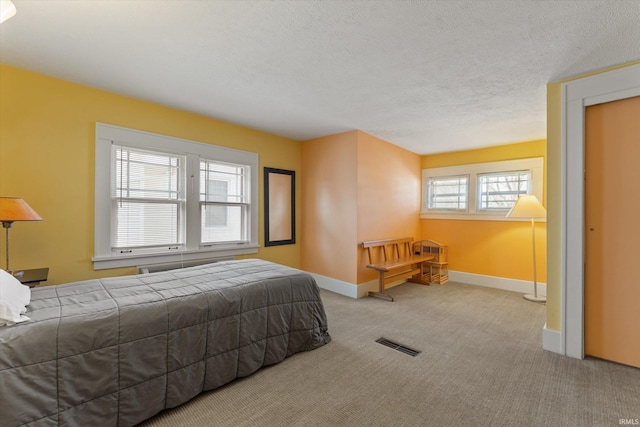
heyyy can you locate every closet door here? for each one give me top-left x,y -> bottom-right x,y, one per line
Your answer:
584,95 -> 640,368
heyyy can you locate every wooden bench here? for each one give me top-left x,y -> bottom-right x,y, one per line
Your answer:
362,238 -> 434,301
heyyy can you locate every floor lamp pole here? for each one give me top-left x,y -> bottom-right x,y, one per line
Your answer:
523,217 -> 545,303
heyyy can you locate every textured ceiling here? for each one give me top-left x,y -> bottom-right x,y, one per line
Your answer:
1,0 -> 638,154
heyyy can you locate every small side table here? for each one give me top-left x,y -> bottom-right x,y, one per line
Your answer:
16,268 -> 49,288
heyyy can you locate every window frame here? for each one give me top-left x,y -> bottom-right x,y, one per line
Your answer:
199,159 -> 249,244
426,174 -> 469,211
112,145 -> 187,252
476,170 -> 532,211
94,123 -> 258,270
421,157 -> 544,221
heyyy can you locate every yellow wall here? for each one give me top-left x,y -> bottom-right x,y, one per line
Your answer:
420,140 -> 547,281
545,60 -> 640,331
0,65 -> 302,285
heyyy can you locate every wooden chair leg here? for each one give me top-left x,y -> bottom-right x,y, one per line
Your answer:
368,272 -> 394,302
368,291 -> 394,302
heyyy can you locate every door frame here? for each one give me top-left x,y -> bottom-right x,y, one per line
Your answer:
561,64 -> 640,358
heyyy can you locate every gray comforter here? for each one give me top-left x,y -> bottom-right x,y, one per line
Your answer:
0,259 -> 331,426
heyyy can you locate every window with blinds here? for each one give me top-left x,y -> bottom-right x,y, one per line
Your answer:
477,171 -> 530,210
94,123 -> 259,269
112,146 -> 185,251
200,160 -> 248,244
427,175 -> 468,210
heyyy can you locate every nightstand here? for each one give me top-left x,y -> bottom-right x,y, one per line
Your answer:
16,268 -> 49,288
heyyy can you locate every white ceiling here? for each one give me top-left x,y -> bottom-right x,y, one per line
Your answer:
1,1 -> 638,155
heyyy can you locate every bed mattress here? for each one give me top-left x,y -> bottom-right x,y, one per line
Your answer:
0,259 -> 331,426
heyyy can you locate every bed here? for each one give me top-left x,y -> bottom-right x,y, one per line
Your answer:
0,259 -> 331,426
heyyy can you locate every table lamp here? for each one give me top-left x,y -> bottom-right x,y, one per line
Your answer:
0,197 -> 42,274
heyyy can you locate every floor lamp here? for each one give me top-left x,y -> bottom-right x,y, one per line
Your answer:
506,195 -> 547,303
0,197 -> 43,275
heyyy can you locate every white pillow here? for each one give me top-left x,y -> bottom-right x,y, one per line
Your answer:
0,269 -> 31,326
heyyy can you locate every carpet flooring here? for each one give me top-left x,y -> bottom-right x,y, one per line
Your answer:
141,281 -> 640,427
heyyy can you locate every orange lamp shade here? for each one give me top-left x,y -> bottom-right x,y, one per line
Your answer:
0,197 -> 43,222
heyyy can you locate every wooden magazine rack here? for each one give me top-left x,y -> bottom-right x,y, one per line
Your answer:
413,240 -> 449,285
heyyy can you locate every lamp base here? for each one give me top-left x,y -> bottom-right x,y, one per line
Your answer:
523,294 -> 546,303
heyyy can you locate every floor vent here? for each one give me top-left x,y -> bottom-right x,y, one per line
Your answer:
375,337 -> 421,357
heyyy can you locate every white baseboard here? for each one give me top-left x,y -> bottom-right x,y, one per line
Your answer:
308,273 -> 404,298
311,270 -> 547,300
542,324 -> 562,354
308,273 -> 359,298
448,270 -> 547,297
310,271 -> 547,298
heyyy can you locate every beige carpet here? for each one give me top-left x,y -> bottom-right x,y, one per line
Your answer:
140,281 -> 640,427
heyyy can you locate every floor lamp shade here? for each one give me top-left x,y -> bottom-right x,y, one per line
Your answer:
0,197 -> 43,273
506,194 -> 547,219
506,195 -> 546,303
0,0 -> 17,24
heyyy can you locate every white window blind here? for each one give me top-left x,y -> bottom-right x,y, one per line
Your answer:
200,160 -> 249,244
204,179 -> 228,227
427,175 -> 468,210
112,146 -> 185,251
477,170 -> 530,210
94,123 -> 259,270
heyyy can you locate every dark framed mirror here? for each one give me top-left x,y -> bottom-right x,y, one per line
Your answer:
264,167 -> 295,246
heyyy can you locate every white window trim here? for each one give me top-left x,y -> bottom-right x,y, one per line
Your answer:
421,157 -> 544,221
93,123 -> 259,270
426,174 -> 469,211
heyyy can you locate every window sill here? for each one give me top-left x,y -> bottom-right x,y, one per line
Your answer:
420,212 -> 547,222
92,244 -> 259,270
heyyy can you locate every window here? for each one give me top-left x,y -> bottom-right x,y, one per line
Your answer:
421,157 -> 544,220
94,123 -> 258,269
200,160 -> 247,242
113,146 -> 185,251
427,175 -> 468,210
477,170 -> 530,210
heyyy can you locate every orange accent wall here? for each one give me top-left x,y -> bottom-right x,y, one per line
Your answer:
301,131 -> 358,283
356,132 -> 421,283
301,130 -> 421,286
420,140 -> 547,282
